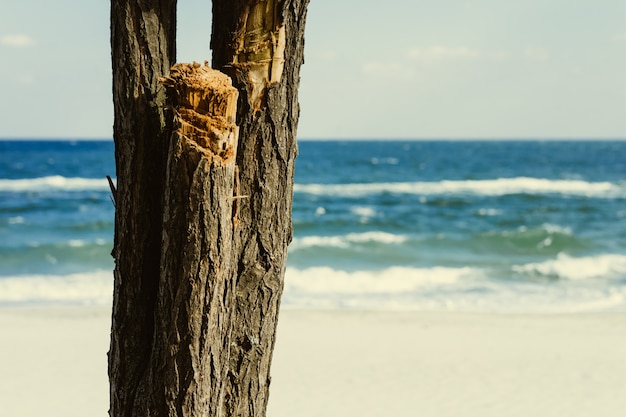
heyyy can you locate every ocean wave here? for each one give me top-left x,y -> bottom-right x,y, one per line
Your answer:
350,206 -> 378,218
370,157 -> 399,165
4,176 -> 620,198
284,266 -> 480,295
7,216 -> 26,224
513,253 -> 626,281
294,177 -> 623,198
1,263 -> 625,312
476,208 -> 503,217
2,238 -> 112,252
282,265 -> 626,312
0,271 -> 112,305
0,176 -> 112,192
476,223 -> 579,253
290,231 -> 408,251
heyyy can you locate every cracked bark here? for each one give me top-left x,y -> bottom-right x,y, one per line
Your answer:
211,1 -> 309,415
109,1 -> 176,416
109,1 -> 308,416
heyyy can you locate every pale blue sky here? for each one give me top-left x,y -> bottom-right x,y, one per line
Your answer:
1,0 -> 625,139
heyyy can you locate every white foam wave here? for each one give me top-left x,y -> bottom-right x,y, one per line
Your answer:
7,216 -> 25,224
0,271 -> 113,305
294,177 -> 623,198
370,157 -> 399,165
0,176 -> 112,192
541,223 -> 573,236
350,206 -> 377,218
346,231 -> 406,244
282,265 -> 626,313
513,253 -> 626,281
285,266 -> 478,295
314,206 -> 326,216
477,208 -> 502,216
1,263 -> 625,312
290,231 -> 408,251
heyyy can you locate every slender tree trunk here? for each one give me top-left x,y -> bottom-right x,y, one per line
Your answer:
109,0 -> 308,416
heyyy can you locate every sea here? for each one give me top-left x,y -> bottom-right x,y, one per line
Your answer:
1,139 -> 625,313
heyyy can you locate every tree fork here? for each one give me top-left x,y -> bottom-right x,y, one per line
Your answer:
110,0 -> 309,416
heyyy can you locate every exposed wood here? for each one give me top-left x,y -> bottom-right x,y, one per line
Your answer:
151,62 -> 239,416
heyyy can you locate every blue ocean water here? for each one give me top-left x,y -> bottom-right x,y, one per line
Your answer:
1,140 -> 625,312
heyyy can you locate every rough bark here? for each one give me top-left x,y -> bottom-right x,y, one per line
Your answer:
154,63 -> 240,416
109,1 -> 176,415
211,1 -> 310,415
109,0 -> 308,416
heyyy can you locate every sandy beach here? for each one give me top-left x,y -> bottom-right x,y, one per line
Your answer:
1,307 -> 625,417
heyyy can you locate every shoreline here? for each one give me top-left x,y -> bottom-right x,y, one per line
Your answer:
2,307 -> 625,417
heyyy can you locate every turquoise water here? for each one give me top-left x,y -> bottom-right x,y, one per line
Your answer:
1,140 -> 625,312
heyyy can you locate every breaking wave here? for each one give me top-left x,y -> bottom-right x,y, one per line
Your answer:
290,231 -> 408,251
0,271 -> 113,306
0,176 -> 112,192
513,253 -> 626,281
294,177 -> 624,198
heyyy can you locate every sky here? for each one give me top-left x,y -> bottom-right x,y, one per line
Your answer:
1,0 -> 625,139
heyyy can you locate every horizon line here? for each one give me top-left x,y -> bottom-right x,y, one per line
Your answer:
2,137 -> 626,142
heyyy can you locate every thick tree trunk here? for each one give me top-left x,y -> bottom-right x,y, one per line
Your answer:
109,1 -> 176,415
211,1 -> 309,415
153,63 -> 240,416
109,0 -> 308,416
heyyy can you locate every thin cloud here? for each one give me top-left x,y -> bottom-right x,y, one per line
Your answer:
491,51 -> 512,62
408,46 -> 481,60
16,75 -> 36,85
316,51 -> 337,62
614,33 -> 626,42
1,34 -> 35,47
524,47 -> 550,61
362,62 -> 417,80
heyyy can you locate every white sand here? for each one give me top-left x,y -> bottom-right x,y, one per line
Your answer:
1,307 -> 625,417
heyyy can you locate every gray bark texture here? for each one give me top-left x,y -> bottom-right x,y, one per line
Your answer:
109,1 -> 309,417
211,2 -> 309,415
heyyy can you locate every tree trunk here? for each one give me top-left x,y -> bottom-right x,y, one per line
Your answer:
109,1 -> 309,417
109,0 -> 176,415
211,1 -> 309,415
